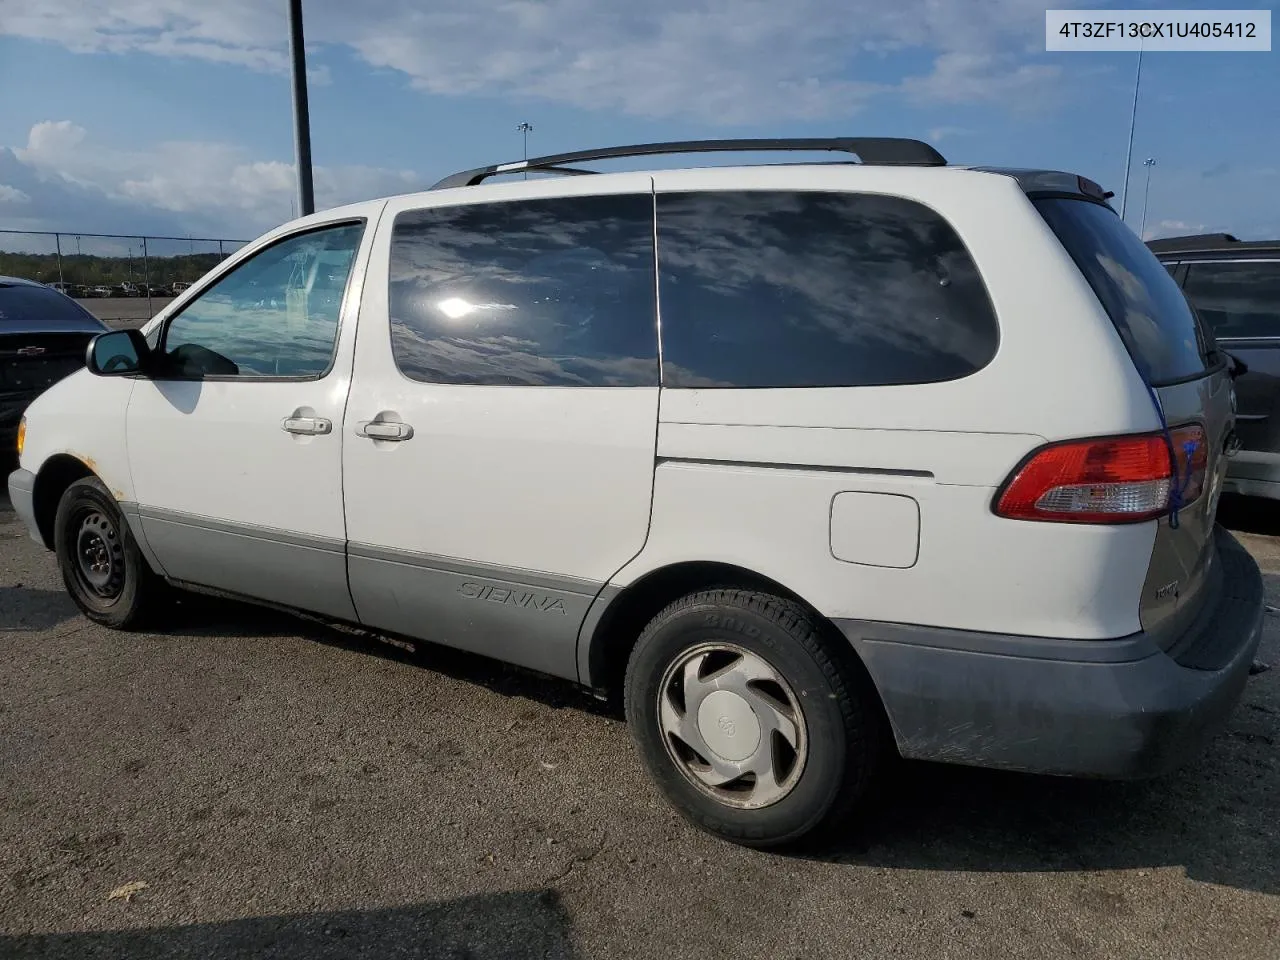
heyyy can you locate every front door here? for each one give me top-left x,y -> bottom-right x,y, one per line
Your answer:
126,218 -> 374,620
341,180 -> 660,681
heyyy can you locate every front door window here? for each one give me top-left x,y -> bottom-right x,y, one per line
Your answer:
160,223 -> 365,379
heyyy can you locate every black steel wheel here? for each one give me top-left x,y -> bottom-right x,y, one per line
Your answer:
54,476 -> 166,629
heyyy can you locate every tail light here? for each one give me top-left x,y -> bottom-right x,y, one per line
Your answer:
995,425 -> 1207,524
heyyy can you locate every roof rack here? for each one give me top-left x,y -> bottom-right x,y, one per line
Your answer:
429,137 -> 947,190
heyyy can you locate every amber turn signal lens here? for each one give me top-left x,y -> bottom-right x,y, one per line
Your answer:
15,417 -> 25,458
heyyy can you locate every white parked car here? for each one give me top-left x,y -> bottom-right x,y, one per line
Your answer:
8,138 -> 1264,847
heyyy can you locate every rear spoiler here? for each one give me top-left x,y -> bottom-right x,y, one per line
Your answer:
968,167 -> 1115,203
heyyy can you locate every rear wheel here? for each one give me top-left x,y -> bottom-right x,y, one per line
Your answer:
624,588 -> 885,848
54,477 -> 167,629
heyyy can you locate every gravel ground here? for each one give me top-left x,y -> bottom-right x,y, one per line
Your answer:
1,487 -> 1278,959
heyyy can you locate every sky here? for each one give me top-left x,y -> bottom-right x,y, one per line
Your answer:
0,0 -> 1275,244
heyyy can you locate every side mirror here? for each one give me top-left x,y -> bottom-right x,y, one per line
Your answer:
86,328 -> 151,377
1225,350 -> 1249,379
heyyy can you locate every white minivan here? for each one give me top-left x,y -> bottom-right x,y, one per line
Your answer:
8,138 -> 1265,848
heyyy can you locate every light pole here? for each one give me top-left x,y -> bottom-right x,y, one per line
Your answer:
517,122 -> 533,179
1119,43 -> 1144,222
1139,158 -> 1156,239
288,0 -> 315,217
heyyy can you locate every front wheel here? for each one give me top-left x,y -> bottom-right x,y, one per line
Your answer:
54,477 -> 167,629
624,588 -> 886,848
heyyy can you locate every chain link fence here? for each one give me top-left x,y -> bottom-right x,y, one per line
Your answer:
0,229 -> 249,324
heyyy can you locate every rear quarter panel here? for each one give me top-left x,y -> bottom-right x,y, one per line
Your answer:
618,425 -> 1158,639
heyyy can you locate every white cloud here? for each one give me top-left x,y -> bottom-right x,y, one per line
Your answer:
0,0 -> 1069,121
902,52 -> 1062,107
0,184 -> 30,203
0,1 -> 287,70
5,121 -> 424,237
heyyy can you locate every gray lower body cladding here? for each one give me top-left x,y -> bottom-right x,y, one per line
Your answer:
6,468 -> 39,544
3,479 -> 603,683
135,512 -> 599,681
837,527 -> 1264,779
346,542 -> 598,682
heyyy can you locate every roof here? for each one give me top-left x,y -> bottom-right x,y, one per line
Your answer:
1147,233 -> 1280,257
261,139 -> 1115,237
0,275 -> 44,287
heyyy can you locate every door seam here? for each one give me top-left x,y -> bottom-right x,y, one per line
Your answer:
340,200 -> 390,624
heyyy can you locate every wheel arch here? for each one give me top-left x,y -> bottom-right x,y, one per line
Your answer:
578,559 -> 840,697
30,454 -> 98,550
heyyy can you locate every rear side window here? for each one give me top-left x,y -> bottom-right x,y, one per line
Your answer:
1035,198 -> 1208,384
1181,261 -> 1280,340
388,195 -> 657,387
655,191 -> 999,388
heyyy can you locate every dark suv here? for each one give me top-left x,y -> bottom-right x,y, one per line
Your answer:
1150,234 -> 1280,500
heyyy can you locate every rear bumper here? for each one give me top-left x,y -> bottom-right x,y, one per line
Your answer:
836,527 -> 1264,779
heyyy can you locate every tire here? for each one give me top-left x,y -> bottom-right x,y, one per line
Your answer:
624,588 -> 885,849
54,476 -> 167,629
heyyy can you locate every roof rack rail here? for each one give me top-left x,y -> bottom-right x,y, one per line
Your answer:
429,137 -> 946,190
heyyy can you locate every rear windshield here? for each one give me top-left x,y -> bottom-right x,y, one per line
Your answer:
0,284 -> 101,331
1034,198 -> 1209,385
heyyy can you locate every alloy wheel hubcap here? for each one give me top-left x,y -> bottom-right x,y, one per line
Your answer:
657,642 -> 807,809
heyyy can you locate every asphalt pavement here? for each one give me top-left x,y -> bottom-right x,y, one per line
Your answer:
2,486 -> 1278,959
78,298 -> 173,325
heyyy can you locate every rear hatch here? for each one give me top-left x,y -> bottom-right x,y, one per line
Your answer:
1034,197 -> 1235,646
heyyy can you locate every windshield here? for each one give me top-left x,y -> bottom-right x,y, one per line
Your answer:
0,283 -> 104,334
1034,198 -> 1210,385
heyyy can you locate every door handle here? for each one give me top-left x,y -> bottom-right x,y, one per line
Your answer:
356,420 -> 414,441
282,416 -> 332,436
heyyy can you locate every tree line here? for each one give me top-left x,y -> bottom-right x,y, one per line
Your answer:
0,251 -> 230,287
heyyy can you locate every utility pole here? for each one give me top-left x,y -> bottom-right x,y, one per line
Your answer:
288,0 -> 315,217
517,122 -> 533,179
1139,158 -> 1157,239
1119,43 -> 1144,221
